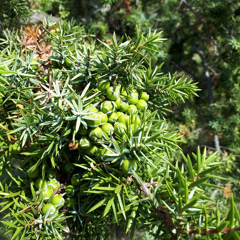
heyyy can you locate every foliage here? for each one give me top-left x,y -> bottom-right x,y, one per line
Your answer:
0,0 -> 31,31
0,17 -> 239,240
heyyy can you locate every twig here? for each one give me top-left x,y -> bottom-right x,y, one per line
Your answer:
195,47 -> 221,153
132,177 -> 177,240
188,226 -> 240,235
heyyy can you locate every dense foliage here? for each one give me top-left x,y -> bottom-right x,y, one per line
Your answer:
1,0 -> 240,239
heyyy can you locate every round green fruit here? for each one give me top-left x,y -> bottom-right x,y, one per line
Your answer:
88,127 -> 103,141
119,101 -> 129,112
101,123 -> 114,135
106,86 -> 120,101
64,162 -> 75,173
136,99 -> 147,111
35,178 -> 47,189
86,113 -> 101,127
127,105 -> 138,115
47,179 -> 60,191
100,101 -> 116,115
42,203 -> 56,215
114,123 -> 126,136
28,168 -> 39,179
85,145 -> 98,155
108,112 -> 118,124
98,112 -> 108,124
118,115 -> 129,125
65,185 -> 76,197
79,136 -> 92,149
130,114 -> 141,125
41,187 -> 54,200
130,124 -> 137,132
79,125 -> 88,135
86,104 -> 98,113
71,173 -> 81,186
79,184 -> 88,195
97,80 -> 110,91
121,159 -> 138,175
140,92 -> 149,101
96,148 -> 103,160
115,98 -> 122,109
121,88 -> 127,96
127,91 -> 139,104
46,170 -> 57,179
116,111 -> 124,117
51,195 -> 65,206
65,197 -> 77,208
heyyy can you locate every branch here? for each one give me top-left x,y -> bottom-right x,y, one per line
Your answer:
195,48 -> 221,153
132,177 -> 177,240
188,226 -> 240,235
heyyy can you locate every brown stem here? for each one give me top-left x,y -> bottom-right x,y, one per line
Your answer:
188,226 -> 240,235
132,177 -> 177,239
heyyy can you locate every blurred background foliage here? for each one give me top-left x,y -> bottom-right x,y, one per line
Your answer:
1,0 -> 240,239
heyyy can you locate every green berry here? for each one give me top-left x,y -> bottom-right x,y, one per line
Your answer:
119,101 -> 129,112
88,127 -> 103,141
108,112 -> 118,124
114,122 -> 126,136
65,197 -> 77,208
127,105 -> 138,115
115,98 -> 122,109
136,99 -> 148,111
64,162 -> 75,173
98,112 -> 108,124
106,86 -> 120,100
116,111 -> 124,117
97,80 -> 110,91
86,113 -> 101,127
28,168 -> 39,179
42,203 -> 56,215
130,114 -> 141,125
52,195 -> 65,206
96,148 -> 103,160
100,101 -> 116,115
79,125 -> 88,135
47,179 -> 60,191
127,91 -> 139,104
118,115 -> 129,125
79,136 -> 92,149
79,184 -> 88,195
140,92 -> 149,101
35,178 -> 47,189
65,185 -> 76,197
46,170 -> 57,179
71,173 -> 81,186
121,159 -> 138,175
101,123 -> 114,135
41,187 -> 54,200
85,145 -> 99,155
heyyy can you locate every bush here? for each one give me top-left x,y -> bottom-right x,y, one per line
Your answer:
0,19 -> 239,240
